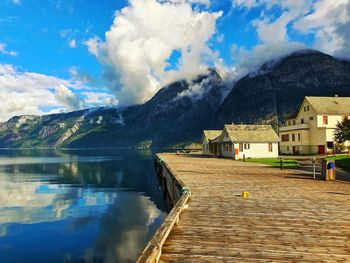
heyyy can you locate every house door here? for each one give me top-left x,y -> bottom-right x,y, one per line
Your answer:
318,145 -> 325,155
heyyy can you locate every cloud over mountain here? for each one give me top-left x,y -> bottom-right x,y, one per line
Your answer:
86,0 -> 222,105
0,64 -> 115,122
230,0 -> 350,74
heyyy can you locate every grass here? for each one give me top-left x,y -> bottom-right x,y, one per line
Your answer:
325,154 -> 350,171
245,158 -> 300,168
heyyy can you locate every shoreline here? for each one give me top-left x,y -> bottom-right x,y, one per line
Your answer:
136,154 -> 191,262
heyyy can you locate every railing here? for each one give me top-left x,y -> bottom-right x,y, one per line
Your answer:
136,155 -> 191,263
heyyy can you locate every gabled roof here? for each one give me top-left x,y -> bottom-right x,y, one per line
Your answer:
305,96 -> 350,115
224,124 -> 280,143
202,130 -> 222,141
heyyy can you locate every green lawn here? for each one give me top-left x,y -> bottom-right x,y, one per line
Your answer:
325,155 -> 350,171
245,158 -> 300,168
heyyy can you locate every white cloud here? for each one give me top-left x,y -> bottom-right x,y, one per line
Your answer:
68,66 -> 93,83
84,36 -> 103,57
86,0 -> 222,105
294,0 -> 350,58
0,64 -> 71,121
12,0 -> 21,5
231,41 -> 306,78
254,11 -> 298,44
229,0 -> 350,77
68,39 -> 77,48
250,1 -> 312,45
83,91 -> 118,106
0,64 -> 114,122
0,43 -> 17,57
234,0 -> 350,59
176,76 -> 211,100
55,84 -> 82,110
229,1 -> 310,76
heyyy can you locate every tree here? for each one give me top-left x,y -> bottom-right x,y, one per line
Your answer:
334,117 -> 350,143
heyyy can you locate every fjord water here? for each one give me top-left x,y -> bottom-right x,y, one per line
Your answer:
0,149 -> 168,263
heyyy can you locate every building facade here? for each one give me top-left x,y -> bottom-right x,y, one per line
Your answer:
279,96 -> 350,155
202,125 -> 280,159
201,130 -> 222,156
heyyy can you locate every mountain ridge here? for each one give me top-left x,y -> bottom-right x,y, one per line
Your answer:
1,49 -> 350,148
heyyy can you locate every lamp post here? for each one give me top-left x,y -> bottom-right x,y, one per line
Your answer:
311,157 -> 316,179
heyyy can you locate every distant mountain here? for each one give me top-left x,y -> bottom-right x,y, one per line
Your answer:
0,69 -> 227,148
1,50 -> 350,149
215,50 -> 350,127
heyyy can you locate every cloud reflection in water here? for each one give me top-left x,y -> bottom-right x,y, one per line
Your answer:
0,150 -> 167,263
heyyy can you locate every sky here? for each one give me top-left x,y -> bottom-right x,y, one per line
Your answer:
0,0 -> 349,121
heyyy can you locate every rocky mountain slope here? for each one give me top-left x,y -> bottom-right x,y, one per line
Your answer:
0,69 -> 226,148
215,50 -> 350,127
1,49 -> 350,149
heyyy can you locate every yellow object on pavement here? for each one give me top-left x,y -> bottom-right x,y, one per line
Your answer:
242,191 -> 250,199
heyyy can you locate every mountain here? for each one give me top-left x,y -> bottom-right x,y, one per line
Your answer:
215,50 -> 350,127
1,50 -> 350,149
0,69 -> 227,148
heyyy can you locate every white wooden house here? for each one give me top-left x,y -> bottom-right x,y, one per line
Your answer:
220,125 -> 280,159
201,125 -> 280,159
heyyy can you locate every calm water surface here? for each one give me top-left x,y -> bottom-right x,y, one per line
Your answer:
0,149 -> 168,263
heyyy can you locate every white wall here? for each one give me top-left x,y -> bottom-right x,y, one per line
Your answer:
235,143 -> 279,159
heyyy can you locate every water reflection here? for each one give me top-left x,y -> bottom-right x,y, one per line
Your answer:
0,149 -> 167,263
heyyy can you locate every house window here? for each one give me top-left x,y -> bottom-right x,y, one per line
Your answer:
244,143 -> 250,149
323,116 -> 328,125
287,146 -> 289,151
268,143 -> 273,152
292,134 -> 295,141
281,134 -> 289,142
301,119 -> 304,124
298,133 -> 301,141
309,116 -> 314,120
288,121 -> 290,125
293,120 -> 296,125
327,141 -> 334,149
239,143 -> 243,152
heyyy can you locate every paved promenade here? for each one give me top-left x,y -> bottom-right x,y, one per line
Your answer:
157,153 -> 350,262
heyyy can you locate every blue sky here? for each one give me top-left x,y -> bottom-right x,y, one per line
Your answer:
0,0 -> 127,79
0,0 -> 349,121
